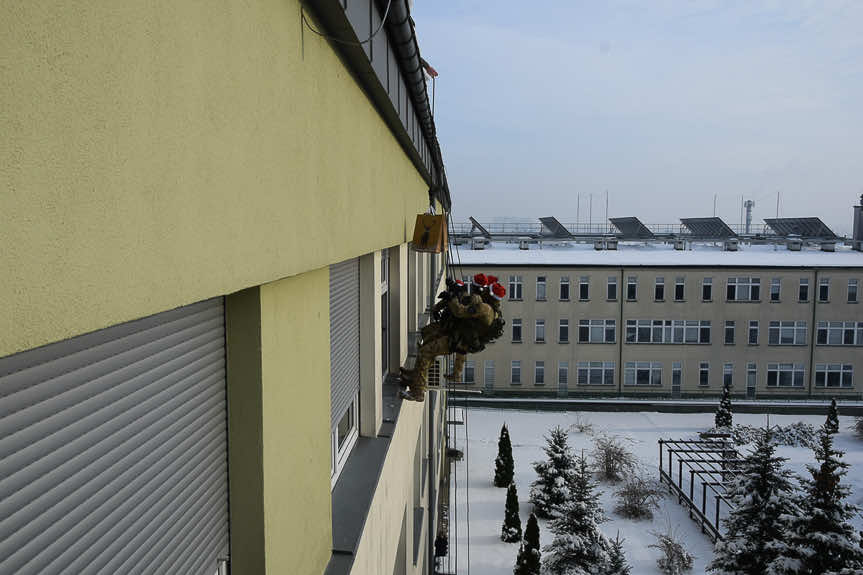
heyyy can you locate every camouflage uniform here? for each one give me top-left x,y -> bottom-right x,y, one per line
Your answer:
401,293 -> 499,401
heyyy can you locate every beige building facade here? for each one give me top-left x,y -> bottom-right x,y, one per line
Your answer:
454,251 -> 863,400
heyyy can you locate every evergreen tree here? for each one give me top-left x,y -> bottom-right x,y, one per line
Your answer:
530,426 -> 575,518
514,513 -> 541,575
825,398 -> 840,435
788,425 -> 863,574
714,384 -> 733,429
542,451 -> 612,575
502,482 -> 523,542
495,423 -> 515,487
607,532 -> 632,575
708,427 -> 800,575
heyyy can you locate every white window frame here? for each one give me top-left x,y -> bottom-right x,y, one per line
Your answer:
624,361 -> 663,386
331,395 -> 359,487
558,361 -> 569,386
607,276 -> 618,301
577,361 -> 615,386
535,319 -> 546,343
726,277 -> 761,302
816,321 -> 861,346
511,360 -> 522,385
748,320 -> 759,345
559,319 -> 569,343
815,364 -> 853,388
626,276 -> 638,301
702,277 -> 713,301
508,275 -> 523,300
579,276 -> 590,301
674,277 -> 685,301
536,276 -> 547,301
799,278 -> 809,302
819,277 -> 830,302
770,278 -> 781,302
654,277 -> 665,301
559,276 -> 570,301
724,321 -> 735,345
625,319 -> 710,344
534,361 -> 545,385
578,319 -> 616,343
768,321 -> 808,346
766,363 -> 805,388
463,360 -> 476,384
848,279 -> 858,303
723,362 -> 734,389
512,318 -> 523,343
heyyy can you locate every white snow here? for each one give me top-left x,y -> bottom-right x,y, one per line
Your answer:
454,241 -> 863,268
446,408 -> 863,575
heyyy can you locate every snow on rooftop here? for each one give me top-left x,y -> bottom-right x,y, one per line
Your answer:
453,241 -> 863,268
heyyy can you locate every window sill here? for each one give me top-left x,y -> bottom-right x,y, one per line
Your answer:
533,383 -> 546,386
510,382 -> 521,386
673,300 -> 686,303
536,299 -> 547,302
509,298 -> 523,302
770,300 -> 782,303
626,299 -> 637,303
848,301 -> 859,304
725,300 -> 762,304
535,341 -> 546,344
702,299 -> 713,303
559,341 -> 570,345
559,299 -> 570,302
606,299 -> 618,303
512,340 -> 523,344
578,341 -> 617,345
578,299 -> 590,303
767,343 -> 808,347
654,299 -> 665,303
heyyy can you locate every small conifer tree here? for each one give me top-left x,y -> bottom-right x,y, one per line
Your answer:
495,423 -> 515,487
514,513 -> 541,575
542,451 -> 611,574
825,397 -> 840,435
788,425 -> 863,573
714,384 -> 733,429
502,482 -> 523,542
608,531 -> 632,575
530,426 -> 575,518
708,427 -> 800,574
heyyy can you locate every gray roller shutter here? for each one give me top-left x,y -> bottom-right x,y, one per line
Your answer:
330,258 -> 361,427
0,298 -> 228,575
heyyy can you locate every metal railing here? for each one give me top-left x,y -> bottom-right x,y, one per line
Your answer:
658,435 -> 741,542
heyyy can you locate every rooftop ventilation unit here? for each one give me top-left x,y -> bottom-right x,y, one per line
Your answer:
674,239 -> 686,251
606,238 -> 618,250
519,239 -> 530,250
724,238 -> 739,251
471,237 -> 486,250
820,241 -> 836,252
854,195 -> 863,251
786,237 -> 803,251
594,240 -> 604,250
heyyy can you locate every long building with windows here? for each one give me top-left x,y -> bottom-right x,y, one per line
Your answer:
1,2 -> 451,575
452,223 -> 863,400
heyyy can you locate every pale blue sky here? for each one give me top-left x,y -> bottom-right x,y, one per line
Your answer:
412,1 -> 863,234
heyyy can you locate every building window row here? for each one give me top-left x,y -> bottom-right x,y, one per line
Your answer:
816,321 -> 863,346
625,319 -> 711,344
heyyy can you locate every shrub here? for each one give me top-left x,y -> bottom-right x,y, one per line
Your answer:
614,473 -> 663,520
649,527 -> 694,575
591,435 -> 637,483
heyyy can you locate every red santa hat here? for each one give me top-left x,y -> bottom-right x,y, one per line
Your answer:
472,273 -> 488,287
491,282 -> 506,300
455,279 -> 465,286
487,275 -> 499,284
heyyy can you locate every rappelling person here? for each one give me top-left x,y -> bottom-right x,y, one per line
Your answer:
400,273 -> 506,401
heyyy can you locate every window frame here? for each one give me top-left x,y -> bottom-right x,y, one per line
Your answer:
607,276 -> 618,301
578,276 -> 590,301
512,318 -> 523,343
578,319 -> 616,343
331,395 -> 359,487
508,275 -> 523,300
559,318 -> 569,343
624,319 -> 711,344
624,361 -> 663,387
674,277 -> 685,301
559,276 -> 570,301
577,361 -> 615,386
848,279 -> 858,303
654,277 -> 665,301
819,277 -> 830,303
534,361 -> 545,385
702,277 -> 713,302
724,320 -> 735,345
536,275 -> 547,301
699,362 -> 709,387
799,278 -> 809,302
535,319 -> 546,343
626,276 -> 638,301
770,278 -> 781,302
558,361 -> 569,386
511,360 -> 522,385
748,320 -> 759,345
766,363 -> 805,388
726,277 -> 761,302
814,363 -> 853,388
767,320 -> 808,346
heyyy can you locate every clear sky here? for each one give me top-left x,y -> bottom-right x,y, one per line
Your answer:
411,1 -> 863,235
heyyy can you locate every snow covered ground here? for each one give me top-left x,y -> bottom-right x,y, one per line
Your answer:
445,408 -> 863,575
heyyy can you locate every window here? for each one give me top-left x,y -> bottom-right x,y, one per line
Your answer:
624,362 -> 663,386
624,319 -> 711,344
461,275 -> 472,294
766,363 -> 805,388
512,319 -> 522,342
607,276 -> 618,301
627,276 -> 638,301
727,277 -> 761,302
535,361 -> 545,385
560,276 -> 570,301
579,276 -> 590,301
748,320 -> 759,345
747,363 -> 757,396
559,319 -> 569,343
819,278 -> 830,302
535,320 -> 546,343
672,363 -> 682,391
464,360 -> 475,384
770,278 -> 781,302
331,397 -> 358,483
815,364 -> 853,388
816,321 -> 862,346
768,321 -> 807,345
578,319 -> 616,343
654,277 -> 665,301
558,361 -> 569,386
577,361 -> 615,386
674,277 -> 685,301
484,360 -> 495,387
724,321 -> 735,345
702,277 -> 713,301
536,276 -> 547,301
508,275 -> 523,300
848,279 -> 858,303
723,363 -> 733,389
511,360 -> 521,385
699,362 -> 709,387
799,278 -> 809,302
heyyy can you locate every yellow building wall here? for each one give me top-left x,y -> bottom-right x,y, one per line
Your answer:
0,0 -> 428,357
259,269 -> 333,575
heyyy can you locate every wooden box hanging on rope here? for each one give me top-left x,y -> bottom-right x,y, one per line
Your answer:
411,214 -> 447,253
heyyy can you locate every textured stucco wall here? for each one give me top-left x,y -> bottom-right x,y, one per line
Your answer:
259,269 -> 332,575
0,0 -> 428,357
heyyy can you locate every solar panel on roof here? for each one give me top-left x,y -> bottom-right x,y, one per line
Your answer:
539,216 -> 574,239
610,217 -> 655,239
764,217 -> 836,239
468,216 -> 491,238
681,217 -> 737,239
